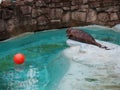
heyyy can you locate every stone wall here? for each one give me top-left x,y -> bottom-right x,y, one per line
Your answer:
0,0 -> 120,40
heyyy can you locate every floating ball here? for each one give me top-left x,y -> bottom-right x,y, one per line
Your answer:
14,53 -> 25,64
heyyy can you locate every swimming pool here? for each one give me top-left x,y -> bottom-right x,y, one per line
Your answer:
0,29 -> 69,90
0,26 -> 120,90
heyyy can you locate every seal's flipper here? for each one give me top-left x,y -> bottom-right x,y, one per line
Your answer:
101,45 -> 110,50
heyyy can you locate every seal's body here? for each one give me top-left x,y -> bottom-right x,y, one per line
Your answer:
66,28 -> 109,50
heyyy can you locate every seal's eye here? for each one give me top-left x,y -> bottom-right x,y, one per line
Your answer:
66,29 -> 71,34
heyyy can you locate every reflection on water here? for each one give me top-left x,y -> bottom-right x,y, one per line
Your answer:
14,64 -> 25,72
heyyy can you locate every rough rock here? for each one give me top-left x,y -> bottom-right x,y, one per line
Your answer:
6,18 -> 19,34
37,16 -> 49,25
98,13 -> 109,22
2,9 -> 13,20
110,13 -> 119,21
20,6 -> 32,15
86,9 -> 97,22
35,0 -> 46,7
0,19 -> 10,40
49,9 -> 63,19
62,12 -> 71,23
72,11 -> 86,22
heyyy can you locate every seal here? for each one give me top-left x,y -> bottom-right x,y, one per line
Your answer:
66,28 -> 109,50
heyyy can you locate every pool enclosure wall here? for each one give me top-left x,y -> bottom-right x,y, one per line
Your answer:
0,0 -> 120,40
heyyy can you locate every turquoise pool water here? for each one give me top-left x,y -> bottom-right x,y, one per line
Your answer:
0,27 -> 120,90
80,27 -> 120,45
0,29 -> 69,90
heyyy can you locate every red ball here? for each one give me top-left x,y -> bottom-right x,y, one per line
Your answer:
14,53 -> 25,64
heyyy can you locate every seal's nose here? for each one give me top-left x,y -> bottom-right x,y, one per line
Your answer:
66,28 -> 71,33
66,29 -> 69,33
66,34 -> 69,37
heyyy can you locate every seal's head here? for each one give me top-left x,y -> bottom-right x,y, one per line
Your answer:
66,28 -> 72,33
66,28 -> 72,37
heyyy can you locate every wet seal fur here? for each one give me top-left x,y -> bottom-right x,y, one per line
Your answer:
66,28 -> 110,50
